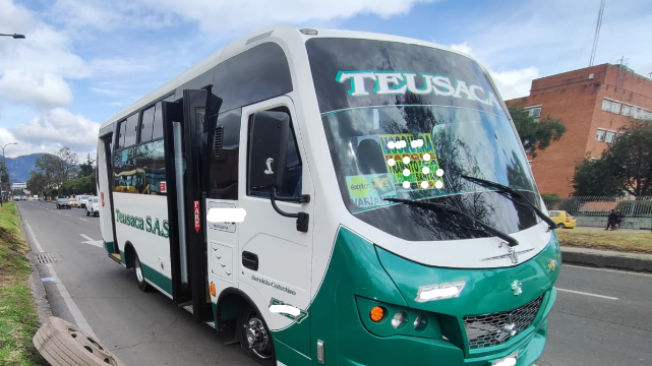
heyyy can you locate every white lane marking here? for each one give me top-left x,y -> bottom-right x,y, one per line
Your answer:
24,220 -> 97,339
65,214 -> 71,217
79,218 -> 88,222
557,288 -> 618,300
80,234 -> 102,248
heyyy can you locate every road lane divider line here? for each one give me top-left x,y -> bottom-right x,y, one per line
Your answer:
80,234 -> 102,248
557,287 -> 618,300
24,220 -> 98,339
79,218 -> 88,222
65,214 -> 71,217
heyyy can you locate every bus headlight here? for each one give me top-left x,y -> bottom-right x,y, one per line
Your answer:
356,296 -> 443,339
391,312 -> 407,329
414,315 -> 427,331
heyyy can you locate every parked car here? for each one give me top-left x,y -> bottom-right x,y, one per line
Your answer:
86,196 -> 100,217
69,198 -> 78,207
56,198 -> 71,209
549,210 -> 577,229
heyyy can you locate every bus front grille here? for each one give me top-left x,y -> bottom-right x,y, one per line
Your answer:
463,295 -> 544,349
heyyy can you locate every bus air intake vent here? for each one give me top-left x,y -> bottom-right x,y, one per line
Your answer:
463,294 -> 543,349
213,126 -> 224,158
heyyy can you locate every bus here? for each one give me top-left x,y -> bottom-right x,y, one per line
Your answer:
96,25 -> 561,366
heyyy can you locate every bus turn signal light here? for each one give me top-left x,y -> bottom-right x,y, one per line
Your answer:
210,282 -> 216,297
370,306 -> 385,322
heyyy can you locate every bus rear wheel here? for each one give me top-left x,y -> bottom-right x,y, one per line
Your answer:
133,253 -> 150,292
238,306 -> 275,365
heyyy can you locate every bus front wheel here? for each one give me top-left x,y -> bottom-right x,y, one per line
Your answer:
238,306 -> 275,365
133,253 -> 150,292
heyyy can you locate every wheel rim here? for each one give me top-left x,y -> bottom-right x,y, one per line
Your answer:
244,310 -> 273,360
135,259 -> 144,283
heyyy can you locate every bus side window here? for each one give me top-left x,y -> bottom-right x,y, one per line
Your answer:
208,110 -> 241,200
140,106 -> 155,143
123,113 -> 139,147
115,120 -> 126,149
247,108 -> 302,199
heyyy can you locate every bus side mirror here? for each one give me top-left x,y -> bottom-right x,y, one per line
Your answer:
248,110 -> 310,233
248,111 -> 290,192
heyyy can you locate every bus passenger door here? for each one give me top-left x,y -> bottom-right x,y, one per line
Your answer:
162,89 -> 221,322
98,133 -> 120,259
238,96 -> 315,359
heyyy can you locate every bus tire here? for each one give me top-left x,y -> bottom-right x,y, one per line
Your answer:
33,316 -> 126,366
238,305 -> 276,366
133,253 -> 150,292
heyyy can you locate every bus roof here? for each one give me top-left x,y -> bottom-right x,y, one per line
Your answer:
100,25 -> 486,130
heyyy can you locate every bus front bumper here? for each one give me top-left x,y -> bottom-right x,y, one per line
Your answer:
336,318 -> 547,366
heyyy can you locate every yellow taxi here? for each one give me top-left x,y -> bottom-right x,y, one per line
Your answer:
549,210 -> 577,229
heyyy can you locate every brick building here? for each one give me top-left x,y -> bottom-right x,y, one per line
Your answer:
505,63 -> 652,197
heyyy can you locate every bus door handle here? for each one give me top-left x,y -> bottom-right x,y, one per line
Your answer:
242,251 -> 259,271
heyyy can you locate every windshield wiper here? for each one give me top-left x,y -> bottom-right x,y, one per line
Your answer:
384,197 -> 519,247
460,175 -> 557,230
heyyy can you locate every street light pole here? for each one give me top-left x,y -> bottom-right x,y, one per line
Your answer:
1,142 -> 17,203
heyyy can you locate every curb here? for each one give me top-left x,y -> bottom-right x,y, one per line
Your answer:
561,247 -> 652,273
17,204 -> 54,325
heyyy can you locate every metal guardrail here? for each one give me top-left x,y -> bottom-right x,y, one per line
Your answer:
542,196 -> 652,218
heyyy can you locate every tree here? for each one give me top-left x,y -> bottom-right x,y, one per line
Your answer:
78,153 -> 95,178
29,147 -> 80,193
508,105 -> 567,158
55,146 -> 79,183
608,120 -> 652,197
26,171 -> 48,195
571,156 -> 625,196
571,119 -> 652,198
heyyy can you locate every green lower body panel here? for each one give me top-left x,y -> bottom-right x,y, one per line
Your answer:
141,262 -> 172,295
273,226 -> 559,366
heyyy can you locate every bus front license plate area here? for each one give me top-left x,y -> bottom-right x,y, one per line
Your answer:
491,351 -> 518,366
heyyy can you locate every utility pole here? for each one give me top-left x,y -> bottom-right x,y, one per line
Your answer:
1,143 -> 17,202
589,0 -> 606,67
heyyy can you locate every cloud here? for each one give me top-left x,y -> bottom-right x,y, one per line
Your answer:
0,0 -> 88,110
10,108 -> 99,153
444,42 -> 539,100
0,69 -> 73,108
490,67 -> 539,101
47,0 -> 437,34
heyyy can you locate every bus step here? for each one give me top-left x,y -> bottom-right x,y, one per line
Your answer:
109,253 -> 121,263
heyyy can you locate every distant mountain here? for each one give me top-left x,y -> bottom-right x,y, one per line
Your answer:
4,153 -> 50,183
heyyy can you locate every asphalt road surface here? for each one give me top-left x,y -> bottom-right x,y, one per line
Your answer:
17,200 -> 652,366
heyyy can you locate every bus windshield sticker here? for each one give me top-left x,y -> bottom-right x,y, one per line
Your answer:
379,133 -> 443,189
345,173 -> 397,209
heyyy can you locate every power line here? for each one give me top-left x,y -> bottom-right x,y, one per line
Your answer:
589,0 -> 606,67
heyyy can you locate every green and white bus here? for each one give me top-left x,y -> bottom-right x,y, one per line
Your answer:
96,25 -> 561,366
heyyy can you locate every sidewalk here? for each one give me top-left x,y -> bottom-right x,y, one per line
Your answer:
561,246 -> 652,273
576,226 -> 652,233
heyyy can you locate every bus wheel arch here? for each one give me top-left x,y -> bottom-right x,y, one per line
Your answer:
216,289 -> 276,365
123,243 -> 149,292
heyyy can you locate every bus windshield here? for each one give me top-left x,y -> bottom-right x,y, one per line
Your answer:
306,38 -> 542,242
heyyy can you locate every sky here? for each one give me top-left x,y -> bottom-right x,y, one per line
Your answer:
0,0 -> 650,160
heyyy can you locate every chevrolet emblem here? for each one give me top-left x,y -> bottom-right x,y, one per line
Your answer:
481,248 -> 534,264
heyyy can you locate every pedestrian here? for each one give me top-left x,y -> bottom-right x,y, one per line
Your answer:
606,209 -> 618,231
616,209 -> 625,230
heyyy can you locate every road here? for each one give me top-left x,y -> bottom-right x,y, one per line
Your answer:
17,200 -> 652,366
